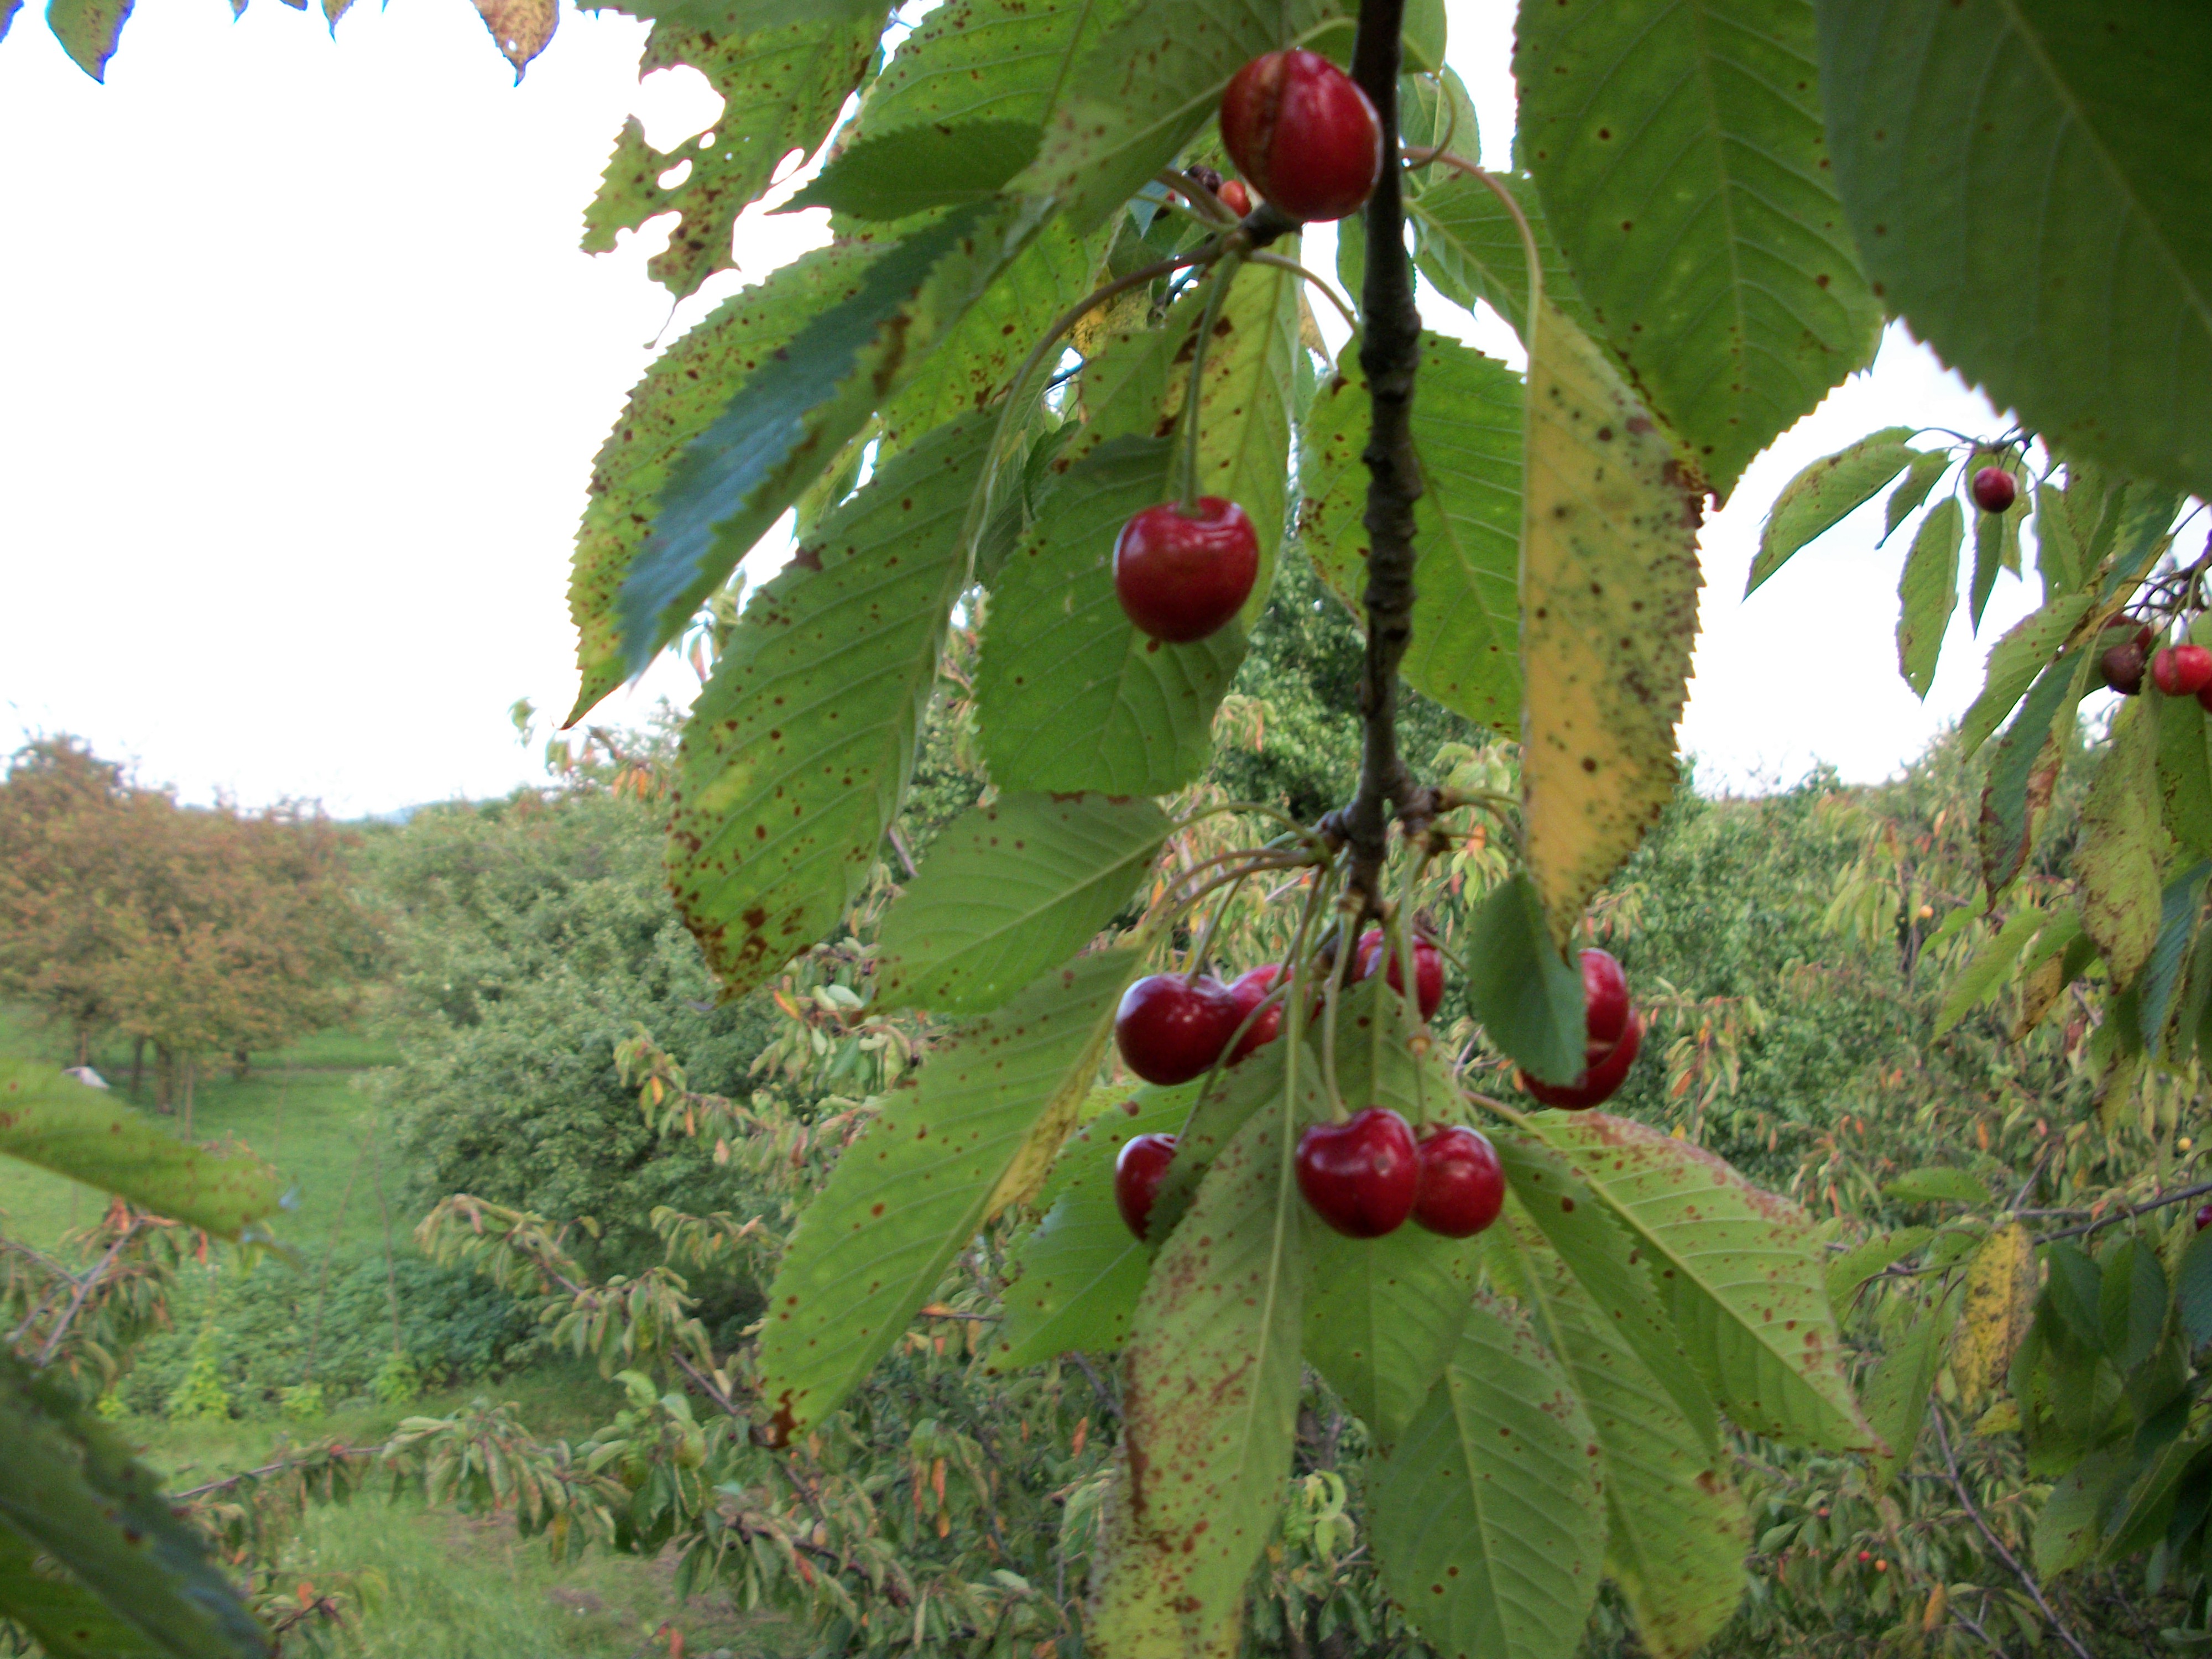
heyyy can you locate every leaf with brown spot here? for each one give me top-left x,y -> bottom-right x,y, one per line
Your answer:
1952,1223 -> 2036,1406
1088,1083 -> 1308,1657
1895,495 -> 1964,698
1530,1112 -> 1877,1454
42,0 -> 131,81
1498,1212 -> 1747,1659
2076,695 -> 2164,990
1744,428 -> 1919,596
1518,298 -> 1704,949
1373,1293 -> 1606,1659
469,0 -> 555,81
755,946 -> 1138,1441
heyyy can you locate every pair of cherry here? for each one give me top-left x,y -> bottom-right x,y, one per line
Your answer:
1112,930 -> 1446,1088
1518,948 -> 1642,1110
1111,49 -> 1384,646
1114,1113 -> 1503,1244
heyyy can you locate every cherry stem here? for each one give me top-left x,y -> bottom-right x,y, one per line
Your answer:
1245,251 -> 1359,336
1396,71 -> 1459,170
1171,799 -> 1322,845
1174,255 -> 1244,514
1420,152 -> 1542,336
1182,866 -> 1255,984
1464,1089 -> 1535,1131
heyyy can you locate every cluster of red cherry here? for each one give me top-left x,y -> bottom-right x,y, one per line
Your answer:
1112,48 -> 1383,646
1107,945 -> 1641,1245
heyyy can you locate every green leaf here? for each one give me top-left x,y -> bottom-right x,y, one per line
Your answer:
1493,1131 -> 1718,1448
2033,1445 -> 2126,1576
989,1087 -> 1193,1370
1088,1088 -> 1306,1655
1302,1221 -> 1477,1452
0,1524 -> 173,1659
1140,1042 -> 1294,1247
852,0 -> 1129,141
1881,1166 -> 1991,1206
0,1350 -> 268,1659
1957,592 -> 2096,760
1979,651 -> 2089,898
784,120 -> 1041,220
977,438 -> 1246,794
1934,909 -> 2047,1034
2077,696 -> 2164,990
570,243 -> 879,720
1824,1227 -> 1933,1312
2176,1224 -> 2212,1350
876,794 -> 1167,1015
2139,860 -> 2211,1053
1502,1216 -> 1746,1659
756,946 -> 1137,1440
620,204 -> 1018,676
44,0 -> 130,80
1969,457 -> 2027,630
1408,171 -> 1595,345
0,0 -> 25,49
1531,1112 -> 1876,1452
1460,875 -> 1587,1086
1519,298 -> 1703,947
1300,333 -> 1524,732
0,1063 -> 279,1240
1517,0 -> 1880,498
1884,451 -> 1953,539
1895,496 -> 1964,698
1373,1296 -> 1606,1659
1816,0 -> 2212,500
2158,685 -> 2212,857
1862,1280 -> 1964,1495
1745,429 -> 1918,596
1015,0 -> 1352,233
582,8 -> 886,301
665,414 -> 992,1000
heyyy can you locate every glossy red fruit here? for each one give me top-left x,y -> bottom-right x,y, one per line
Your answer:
2197,1202 -> 2212,1233
1970,466 -> 2017,514
1114,973 -> 1241,1086
1218,179 -> 1253,217
2153,644 -> 2212,698
1114,1133 -> 1178,1241
1520,1010 -> 1644,1110
1227,964 -> 1287,1061
1219,49 -> 1381,222
1412,1125 -> 1505,1239
1354,928 -> 1445,1020
2101,624 -> 2155,696
1113,499 -> 1260,643
1579,948 -> 1630,1048
1295,1107 -> 1419,1238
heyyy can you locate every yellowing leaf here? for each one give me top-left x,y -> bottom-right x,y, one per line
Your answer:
1519,298 -> 1704,946
471,0 -> 555,80
1950,1223 -> 2036,1404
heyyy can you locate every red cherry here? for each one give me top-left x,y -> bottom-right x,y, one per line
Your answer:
1114,1133 -> 1178,1241
1217,179 -> 1252,217
1218,49 -> 1381,223
1227,964 -> 1286,1061
1112,499 -> 1259,643
1520,1011 -> 1644,1111
2154,644 -> 2212,698
1412,1126 -> 1504,1239
1579,948 -> 1630,1048
1114,973 -> 1241,1086
1295,1108 -> 1419,1238
2195,1202 -> 2212,1233
1969,466 -> 2016,514
2100,624 -> 2154,696
1354,928 -> 1445,1020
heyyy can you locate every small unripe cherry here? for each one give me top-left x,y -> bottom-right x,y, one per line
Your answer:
2195,1202 -> 2212,1233
1114,973 -> 1241,1086
1217,179 -> 1252,217
1970,466 -> 2016,514
1218,49 -> 1381,222
1226,964 -> 1286,1062
1114,1133 -> 1178,1241
1112,498 -> 1259,643
1412,1125 -> 1504,1238
2100,624 -> 2154,696
2153,643 -> 2212,698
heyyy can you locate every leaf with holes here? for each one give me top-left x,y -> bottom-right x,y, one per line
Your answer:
1530,1111 -> 1876,1453
1501,1214 -> 1746,1659
1300,333 -> 1524,732
977,437 -> 1248,794
755,947 -> 1137,1441
665,415 -> 991,1000
1817,0 -> 2212,499
1088,1087 -> 1307,1656
1517,0 -> 1880,499
0,1063 -> 279,1240
1373,1294 -> 1606,1659
877,792 -> 1168,1015
1518,298 -> 1704,948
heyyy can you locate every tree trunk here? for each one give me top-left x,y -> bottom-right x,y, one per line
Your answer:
154,1046 -> 174,1114
230,1047 -> 250,1082
182,1056 -> 196,1136
75,1027 -> 90,1068
130,1035 -> 145,1096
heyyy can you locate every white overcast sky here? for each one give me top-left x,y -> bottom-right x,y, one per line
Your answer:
0,0 -> 2036,816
